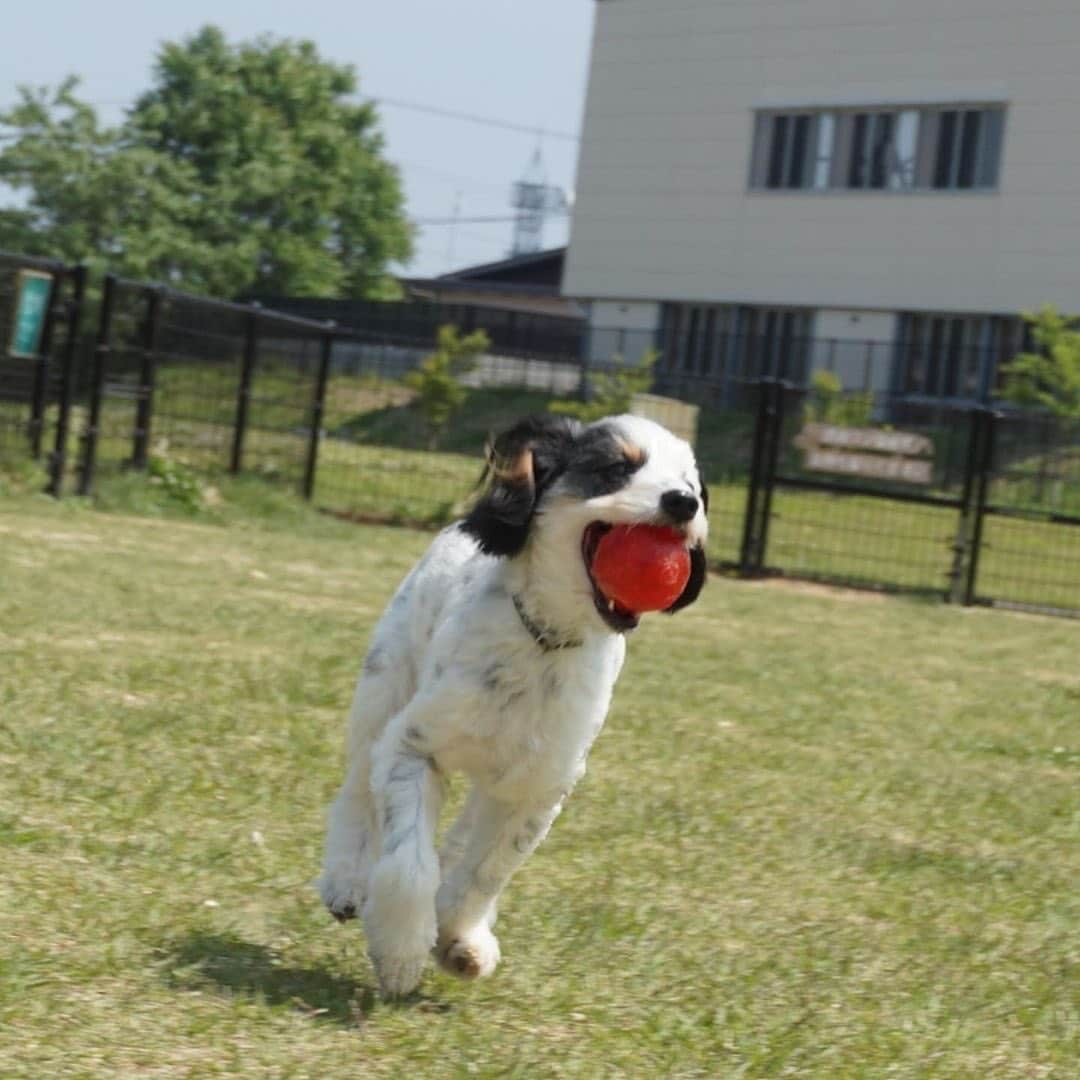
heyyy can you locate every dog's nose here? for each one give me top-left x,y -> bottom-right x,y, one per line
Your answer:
660,490 -> 699,523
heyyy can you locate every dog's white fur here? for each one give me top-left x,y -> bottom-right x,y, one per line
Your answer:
319,414 -> 707,996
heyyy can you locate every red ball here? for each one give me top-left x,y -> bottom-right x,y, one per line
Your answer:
591,525 -> 691,614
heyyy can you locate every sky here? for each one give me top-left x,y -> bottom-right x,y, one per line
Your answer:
0,0 -> 597,279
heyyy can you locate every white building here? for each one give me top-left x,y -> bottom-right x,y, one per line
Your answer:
563,0 -> 1080,402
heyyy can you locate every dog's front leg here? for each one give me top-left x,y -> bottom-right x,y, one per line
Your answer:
364,714 -> 445,998
434,791 -> 564,980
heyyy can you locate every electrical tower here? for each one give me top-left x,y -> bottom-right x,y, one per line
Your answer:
509,147 -> 567,256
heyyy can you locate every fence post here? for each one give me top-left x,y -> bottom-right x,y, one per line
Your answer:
739,380 -> 770,574
131,286 -> 163,470
739,379 -> 783,575
578,321 -> 593,402
47,264 -> 87,497
949,408 -> 984,603
963,409 -> 996,606
302,323 -> 336,501
28,271 -> 61,459
77,273 -> 116,496
757,379 -> 785,569
231,307 -> 259,474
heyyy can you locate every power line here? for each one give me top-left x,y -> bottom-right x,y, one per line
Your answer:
399,159 -> 509,193
1,91 -> 580,142
372,96 -> 579,142
415,213 -> 569,225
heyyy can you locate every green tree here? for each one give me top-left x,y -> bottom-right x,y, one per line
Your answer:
0,79 -> 208,284
550,350 -> 657,423
1000,306 -> 1080,419
405,325 -> 491,449
0,27 -> 412,298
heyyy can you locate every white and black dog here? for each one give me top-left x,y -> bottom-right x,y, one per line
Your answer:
319,413 -> 708,997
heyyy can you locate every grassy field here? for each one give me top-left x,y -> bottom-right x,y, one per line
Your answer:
1,493 -> 1078,1078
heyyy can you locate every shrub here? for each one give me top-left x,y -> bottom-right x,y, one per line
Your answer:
804,369 -> 873,427
550,349 -> 658,423
404,325 -> 491,449
1000,306 -> 1080,418
146,452 -> 212,514
0,455 -> 48,497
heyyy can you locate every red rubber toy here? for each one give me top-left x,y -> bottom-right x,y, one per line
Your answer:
591,525 -> 691,613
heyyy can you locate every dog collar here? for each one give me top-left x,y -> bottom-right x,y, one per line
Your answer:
512,594 -> 583,652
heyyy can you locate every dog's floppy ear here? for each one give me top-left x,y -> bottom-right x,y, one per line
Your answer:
664,543 -> 707,614
665,466 -> 707,613
461,414 -> 581,557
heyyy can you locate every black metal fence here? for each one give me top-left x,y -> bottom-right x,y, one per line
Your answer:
735,381 -> 1079,616
77,275 -> 335,499
0,253 -> 87,495
2,251 -> 1077,619
254,294 -> 585,364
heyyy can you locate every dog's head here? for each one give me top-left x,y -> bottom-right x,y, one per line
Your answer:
462,413 -> 708,632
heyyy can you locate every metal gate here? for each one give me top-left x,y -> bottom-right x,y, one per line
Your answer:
737,380 -> 1078,616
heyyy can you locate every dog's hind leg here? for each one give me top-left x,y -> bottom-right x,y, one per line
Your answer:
319,658 -> 411,923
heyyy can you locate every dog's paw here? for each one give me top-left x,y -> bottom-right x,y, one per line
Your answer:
372,948 -> 429,998
317,866 -> 367,923
435,925 -> 501,980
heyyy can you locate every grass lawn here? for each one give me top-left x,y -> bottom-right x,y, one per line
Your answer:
1,493 -> 1078,1078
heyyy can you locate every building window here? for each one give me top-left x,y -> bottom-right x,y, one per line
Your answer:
764,113 -> 813,189
751,105 -> 1005,192
845,109 -> 920,190
733,308 -> 812,383
662,305 -> 739,377
661,304 -> 812,385
896,313 -> 1028,400
926,107 -> 1005,189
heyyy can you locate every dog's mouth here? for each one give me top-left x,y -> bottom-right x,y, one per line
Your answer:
582,522 -> 640,634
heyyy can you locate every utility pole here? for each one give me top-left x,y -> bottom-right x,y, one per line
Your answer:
445,189 -> 462,272
509,145 -> 567,256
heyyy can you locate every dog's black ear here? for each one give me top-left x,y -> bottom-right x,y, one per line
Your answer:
664,543 -> 707,614
698,468 -> 709,515
461,414 -> 581,557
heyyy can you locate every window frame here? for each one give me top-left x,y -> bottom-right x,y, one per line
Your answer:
897,312 -> 1026,401
750,102 -> 1006,194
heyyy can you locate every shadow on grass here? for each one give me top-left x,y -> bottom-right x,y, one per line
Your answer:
161,931 -> 451,1026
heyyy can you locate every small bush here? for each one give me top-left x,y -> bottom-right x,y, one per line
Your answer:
0,455 -> 48,497
404,325 -> 491,449
146,453 -> 211,513
1000,306 -> 1080,418
804,369 -> 874,427
550,350 -> 657,423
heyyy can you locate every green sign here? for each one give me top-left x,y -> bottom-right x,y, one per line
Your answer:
10,270 -> 53,359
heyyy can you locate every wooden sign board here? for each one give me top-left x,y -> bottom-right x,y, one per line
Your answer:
795,422 -> 934,485
630,392 -> 699,445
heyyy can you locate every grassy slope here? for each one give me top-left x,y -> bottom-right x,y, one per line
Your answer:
1,495 -> 1077,1078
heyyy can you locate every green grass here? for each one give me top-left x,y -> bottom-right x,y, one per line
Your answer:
1,494 -> 1078,1077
